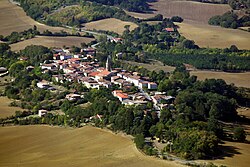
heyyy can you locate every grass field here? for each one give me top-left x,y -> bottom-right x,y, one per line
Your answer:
83,18 -> 138,35
10,36 -> 94,51
0,126 -> 184,167
0,96 -> 22,118
176,22 -> 250,50
123,60 -> 175,73
0,0 -> 70,36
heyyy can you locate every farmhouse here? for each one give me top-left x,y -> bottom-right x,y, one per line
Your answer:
37,80 -> 50,89
41,64 -> 56,70
112,90 -> 129,102
38,110 -> 49,117
66,93 -> 82,101
164,27 -> 175,32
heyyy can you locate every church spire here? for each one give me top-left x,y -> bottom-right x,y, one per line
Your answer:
106,55 -> 111,71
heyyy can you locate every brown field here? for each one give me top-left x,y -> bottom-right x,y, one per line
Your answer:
0,126 -> 184,167
10,36 -> 94,51
200,108 -> 250,167
176,22 -> 250,50
127,0 -> 250,49
125,10 -> 156,19
0,96 -> 23,118
191,70 -> 250,88
149,0 -> 230,23
83,18 -> 138,35
0,0 -> 70,36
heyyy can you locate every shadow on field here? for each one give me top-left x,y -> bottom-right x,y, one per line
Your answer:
214,145 -> 241,160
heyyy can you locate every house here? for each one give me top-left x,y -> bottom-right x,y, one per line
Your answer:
139,80 -> 149,89
111,76 -> 120,83
164,28 -> 175,32
126,75 -> 141,86
122,100 -> 148,107
111,38 -> 123,43
37,80 -> 50,89
38,110 -> 49,117
66,93 -> 82,101
63,67 -> 76,74
0,67 -> 7,73
148,82 -> 157,90
60,54 -> 72,60
95,70 -> 112,81
53,48 -> 63,53
112,90 -> 129,102
53,54 -> 60,60
82,47 -> 95,55
26,66 -> 34,71
152,95 -> 175,105
116,52 -> 123,59
19,57 -> 28,61
41,64 -> 56,70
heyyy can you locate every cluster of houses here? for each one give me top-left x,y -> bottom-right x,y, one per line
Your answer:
37,47 -> 175,115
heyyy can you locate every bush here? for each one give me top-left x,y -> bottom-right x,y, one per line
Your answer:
233,127 -> 246,142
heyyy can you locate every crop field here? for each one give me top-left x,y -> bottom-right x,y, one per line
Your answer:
190,70 -> 250,88
126,0 -> 250,49
10,36 -> 94,51
0,96 -> 23,118
83,18 -> 138,35
0,0 -> 70,36
0,126 -> 184,167
176,22 -> 250,50
149,0 -> 230,23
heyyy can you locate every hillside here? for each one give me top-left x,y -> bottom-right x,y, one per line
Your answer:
0,0 -> 70,36
0,126 -> 184,167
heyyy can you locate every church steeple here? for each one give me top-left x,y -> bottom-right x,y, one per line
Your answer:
106,55 -> 111,71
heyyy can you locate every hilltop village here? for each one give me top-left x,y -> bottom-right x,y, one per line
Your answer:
38,47 -> 175,117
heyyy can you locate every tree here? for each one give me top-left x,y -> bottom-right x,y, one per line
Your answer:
171,16 -> 183,23
233,127 -> 246,142
134,134 -> 145,149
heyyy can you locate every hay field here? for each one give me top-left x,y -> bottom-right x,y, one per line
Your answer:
191,71 -> 250,88
0,0 -> 70,36
83,18 -> 138,35
0,96 -> 22,118
10,36 -> 94,51
176,22 -> 250,50
149,0 -> 230,23
0,126 -> 183,167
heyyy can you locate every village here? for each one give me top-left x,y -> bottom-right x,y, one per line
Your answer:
36,47 -> 175,118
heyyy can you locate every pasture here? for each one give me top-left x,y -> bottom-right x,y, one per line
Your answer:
176,22 -> 250,50
83,18 -> 138,35
0,126 -> 184,167
0,0 -> 70,36
10,36 -> 94,51
0,96 -> 22,118
190,70 -> 250,88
